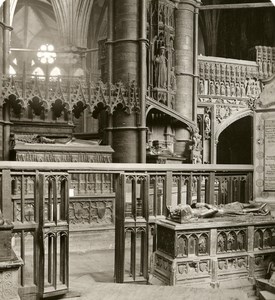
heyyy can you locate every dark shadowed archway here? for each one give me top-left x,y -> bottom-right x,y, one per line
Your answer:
217,116 -> 253,164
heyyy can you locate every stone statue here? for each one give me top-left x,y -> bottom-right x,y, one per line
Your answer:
170,67 -> 177,91
204,113 -> 211,138
240,82 -> 246,97
209,81 -> 215,95
215,81 -> 220,95
192,128 -> 202,151
191,128 -> 203,164
236,83 -> 241,97
167,201 -> 270,222
220,82 -> 226,96
154,46 -> 168,88
230,82 -> 236,97
225,81 -> 231,97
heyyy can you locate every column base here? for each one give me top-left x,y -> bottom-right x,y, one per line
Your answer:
0,251 -> 23,300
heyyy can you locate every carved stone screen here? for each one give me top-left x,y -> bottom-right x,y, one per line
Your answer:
264,119 -> 275,191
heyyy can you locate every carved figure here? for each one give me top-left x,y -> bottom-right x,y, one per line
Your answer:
263,230 -> 272,248
209,81 -> 215,95
225,82 -> 231,97
250,79 -> 255,96
227,233 -> 235,251
170,67 -> 177,91
236,83 -> 241,97
199,79 -> 205,95
192,152 -> 202,164
199,236 -> 207,254
230,82 -> 236,97
267,60 -> 272,76
215,81 -> 220,95
240,82 -> 246,97
178,236 -> 187,256
217,235 -> 226,252
254,81 -> 261,97
237,232 -> 245,250
167,201 -> 270,222
154,47 -> 167,88
263,60 -> 268,76
204,113 -> 211,138
192,128 -> 202,151
258,59 -> 263,76
220,82 -> 226,96
191,128 -> 203,164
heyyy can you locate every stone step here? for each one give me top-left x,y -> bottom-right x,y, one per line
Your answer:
67,282 -> 250,300
259,290 -> 275,300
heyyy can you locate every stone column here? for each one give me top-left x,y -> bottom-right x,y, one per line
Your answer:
109,0 -> 146,163
1,0 -> 12,161
175,0 -> 200,120
174,0 -> 200,158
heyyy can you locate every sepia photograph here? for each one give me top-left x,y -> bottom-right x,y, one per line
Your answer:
0,0 -> 275,299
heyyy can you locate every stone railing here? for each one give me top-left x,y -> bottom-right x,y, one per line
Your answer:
1,74 -> 140,117
198,56 -> 261,107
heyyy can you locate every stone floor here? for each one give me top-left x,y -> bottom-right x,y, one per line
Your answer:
66,249 -> 257,300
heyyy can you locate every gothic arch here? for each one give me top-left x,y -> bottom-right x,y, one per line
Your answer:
214,108 -> 254,143
216,109 -> 253,164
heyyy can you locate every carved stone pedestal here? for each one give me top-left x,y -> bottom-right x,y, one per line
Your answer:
0,221 -> 23,300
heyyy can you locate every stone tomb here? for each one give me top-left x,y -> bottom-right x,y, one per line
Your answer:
153,216 -> 275,286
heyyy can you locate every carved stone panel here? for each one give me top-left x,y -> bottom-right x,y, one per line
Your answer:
176,260 -> 210,281
69,199 -> 114,225
157,226 -> 175,257
264,119 -> 275,190
0,270 -> 19,300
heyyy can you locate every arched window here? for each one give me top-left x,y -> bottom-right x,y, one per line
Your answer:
50,67 -> 62,77
32,67 -> 44,77
9,65 -> 16,75
73,68 -> 84,77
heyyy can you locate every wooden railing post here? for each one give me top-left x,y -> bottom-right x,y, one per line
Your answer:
37,173 -> 45,299
141,176 -> 149,281
208,172 -> 215,205
114,174 -> 125,283
165,171 -> 172,215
